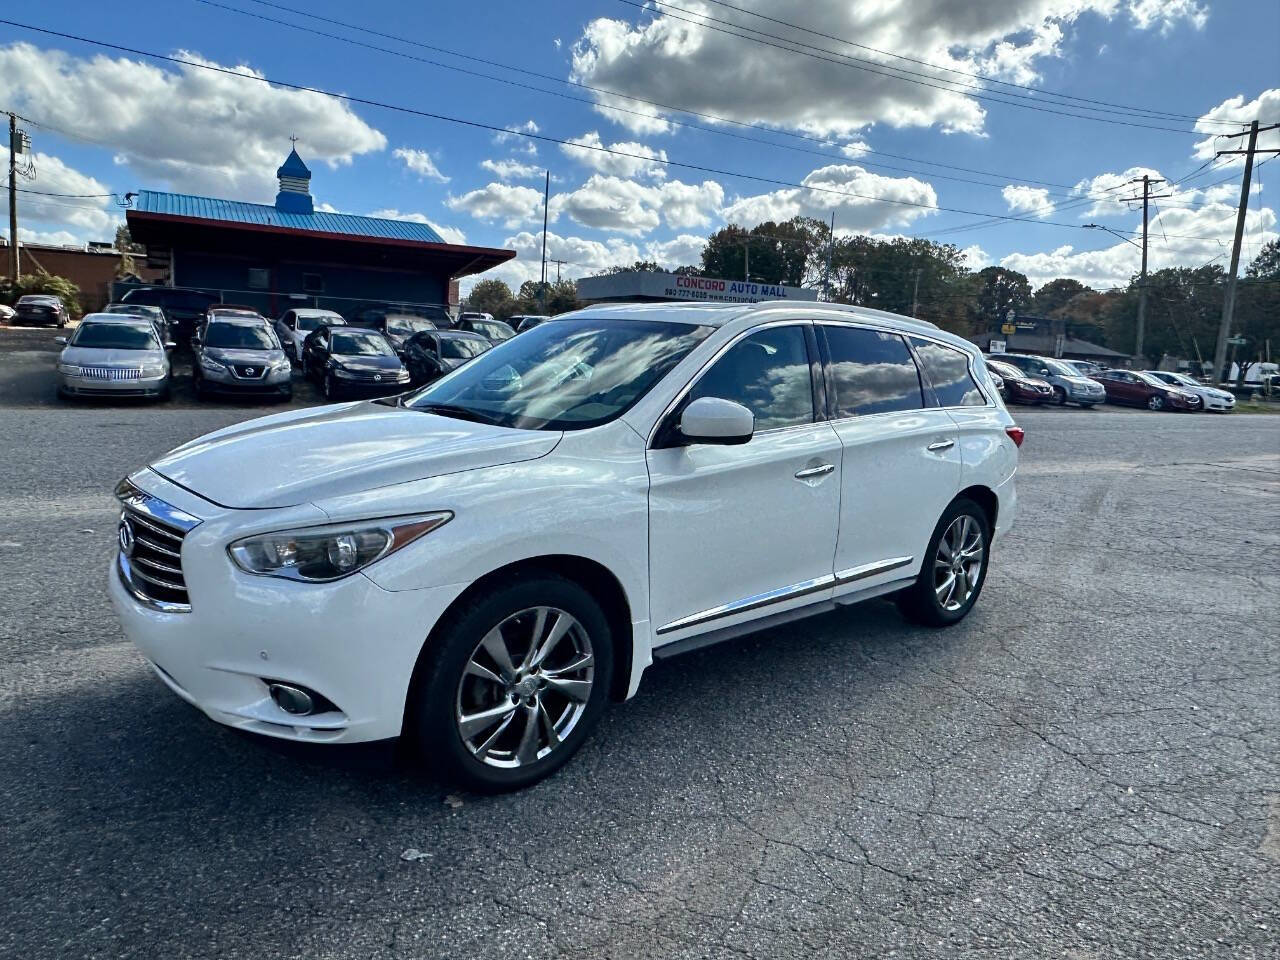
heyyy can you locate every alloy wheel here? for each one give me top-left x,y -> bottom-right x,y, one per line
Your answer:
454,606 -> 595,769
1148,395 -> 1164,410
933,515 -> 985,612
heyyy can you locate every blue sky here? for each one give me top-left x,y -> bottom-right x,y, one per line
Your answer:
3,0 -> 1277,292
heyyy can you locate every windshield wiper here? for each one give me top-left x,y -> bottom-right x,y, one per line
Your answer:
412,403 -> 502,425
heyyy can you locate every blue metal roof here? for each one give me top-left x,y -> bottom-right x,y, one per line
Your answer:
133,190 -> 447,245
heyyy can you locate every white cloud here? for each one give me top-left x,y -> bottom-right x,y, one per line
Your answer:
0,42 -> 385,201
1000,199 -> 1277,288
367,209 -> 467,245
1,152 -> 116,245
561,131 -> 668,180
445,182 -> 545,228
493,120 -> 540,156
1071,166 -> 1165,218
1193,89 -> 1280,162
550,175 -> 724,235
392,148 -> 448,183
960,245 -> 990,270
570,2 -> 1209,139
1002,184 -> 1055,218
480,158 -> 543,181
645,234 -> 706,269
722,164 -> 937,232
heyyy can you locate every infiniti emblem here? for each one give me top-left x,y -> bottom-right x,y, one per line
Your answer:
118,517 -> 136,558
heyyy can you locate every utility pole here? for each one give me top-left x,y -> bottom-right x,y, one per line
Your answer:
539,169 -> 549,313
1211,120 -> 1280,384
1117,174 -> 1170,363
743,235 -> 750,282
7,113 -> 18,283
822,211 -> 835,301
549,258 -> 567,284
911,267 -> 922,318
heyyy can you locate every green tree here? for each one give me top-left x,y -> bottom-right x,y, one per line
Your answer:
466,278 -> 515,319
701,217 -> 827,286
1031,278 -> 1091,316
972,267 -> 1032,331
0,271 -> 83,318
114,223 -> 143,278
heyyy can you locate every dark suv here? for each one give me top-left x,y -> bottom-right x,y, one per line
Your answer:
120,287 -> 219,340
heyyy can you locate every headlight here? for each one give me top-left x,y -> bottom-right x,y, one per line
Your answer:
57,362 -> 83,376
200,355 -> 227,372
228,513 -> 452,582
141,362 -> 166,377
395,369 -> 411,381
270,358 -> 292,372
333,365 -> 357,379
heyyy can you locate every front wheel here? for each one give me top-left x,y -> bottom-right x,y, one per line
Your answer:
896,498 -> 991,627
1053,386 -> 1067,406
409,576 -> 613,792
323,373 -> 336,400
1147,395 -> 1165,411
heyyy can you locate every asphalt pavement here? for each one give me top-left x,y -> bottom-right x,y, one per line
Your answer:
2,326 -> 1278,959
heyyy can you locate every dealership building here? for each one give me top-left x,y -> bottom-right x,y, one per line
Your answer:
576,269 -> 818,306
120,149 -> 513,317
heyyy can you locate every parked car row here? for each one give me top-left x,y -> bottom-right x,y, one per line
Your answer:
982,352 -> 1234,412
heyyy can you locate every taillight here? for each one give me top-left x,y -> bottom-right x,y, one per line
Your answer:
1005,425 -> 1025,448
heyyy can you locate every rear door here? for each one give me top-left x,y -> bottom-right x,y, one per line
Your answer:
821,323 -> 962,592
646,322 -> 842,642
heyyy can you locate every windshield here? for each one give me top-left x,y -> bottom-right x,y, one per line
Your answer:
297,313 -> 342,332
988,361 -> 1021,379
386,316 -> 436,336
1040,358 -> 1080,377
405,318 -> 712,430
71,322 -> 158,350
1166,372 -> 1198,386
1136,372 -> 1174,388
205,323 -> 278,350
332,331 -> 395,356
440,337 -> 489,360
476,321 -> 513,338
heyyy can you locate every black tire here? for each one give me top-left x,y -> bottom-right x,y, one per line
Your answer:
896,497 -> 991,628
300,354 -> 308,378
1079,403 -> 1095,409
1053,386 -> 1067,405
409,574 -> 614,792
324,373 -> 336,400
1147,395 -> 1164,411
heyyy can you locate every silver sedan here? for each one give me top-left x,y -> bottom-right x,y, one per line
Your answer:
56,314 -> 174,400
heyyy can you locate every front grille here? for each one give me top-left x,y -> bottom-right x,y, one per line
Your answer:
81,366 -> 142,381
115,480 -> 200,612
231,363 -> 267,379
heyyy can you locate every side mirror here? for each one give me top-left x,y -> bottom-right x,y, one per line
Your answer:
678,396 -> 755,446
54,336 -> 68,345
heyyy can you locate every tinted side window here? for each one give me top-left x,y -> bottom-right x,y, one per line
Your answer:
688,326 -> 814,431
822,326 -> 924,417
911,338 -> 987,407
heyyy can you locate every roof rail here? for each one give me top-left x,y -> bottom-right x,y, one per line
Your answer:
744,299 -> 940,330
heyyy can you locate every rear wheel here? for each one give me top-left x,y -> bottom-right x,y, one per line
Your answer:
896,498 -> 991,627
410,575 -> 613,792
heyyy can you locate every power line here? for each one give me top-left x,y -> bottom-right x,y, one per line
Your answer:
618,0 -> 1248,135
693,0 -> 1249,126
219,0 -> 1197,196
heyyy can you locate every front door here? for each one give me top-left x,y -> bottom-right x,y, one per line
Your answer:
646,323 -> 842,642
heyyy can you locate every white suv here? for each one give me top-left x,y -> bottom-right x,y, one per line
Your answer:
110,302 -> 1021,790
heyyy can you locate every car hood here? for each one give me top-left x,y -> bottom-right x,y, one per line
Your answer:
332,355 -> 404,373
1066,376 -> 1100,387
206,347 -> 286,364
61,346 -> 163,365
149,402 -> 561,508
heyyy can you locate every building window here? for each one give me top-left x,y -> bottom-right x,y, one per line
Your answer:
302,272 -> 324,294
247,267 -> 270,290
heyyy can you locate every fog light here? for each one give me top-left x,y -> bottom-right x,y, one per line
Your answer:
268,682 -> 315,716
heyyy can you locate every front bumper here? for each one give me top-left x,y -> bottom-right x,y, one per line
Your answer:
201,366 -> 293,394
1203,395 -> 1235,412
108,476 -> 467,744
59,372 -> 167,397
1066,384 -> 1105,403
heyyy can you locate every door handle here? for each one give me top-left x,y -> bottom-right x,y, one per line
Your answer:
794,463 -> 835,480
926,439 -> 956,452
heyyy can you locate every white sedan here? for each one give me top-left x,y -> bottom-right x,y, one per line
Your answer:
108,301 -> 1020,791
273,307 -> 345,362
1145,371 -> 1236,412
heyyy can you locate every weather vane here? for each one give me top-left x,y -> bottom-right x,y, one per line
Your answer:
289,134 -> 298,147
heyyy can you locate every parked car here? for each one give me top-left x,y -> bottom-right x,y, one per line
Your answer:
55,313 -> 173,400
456,316 -> 516,342
275,308 -> 345,362
986,359 -> 1053,404
301,325 -> 411,400
351,304 -> 451,330
0,303 -> 14,323
108,301 -> 1019,791
192,315 -> 292,401
1144,371 -> 1236,413
1060,359 -> 1106,377
1090,370 -> 1202,411
994,354 -> 1105,407
985,364 -> 1006,399
352,312 -> 440,357
14,294 -> 69,327
403,329 -> 492,386
509,315 -> 551,334
120,287 -> 219,340
102,302 -> 170,344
